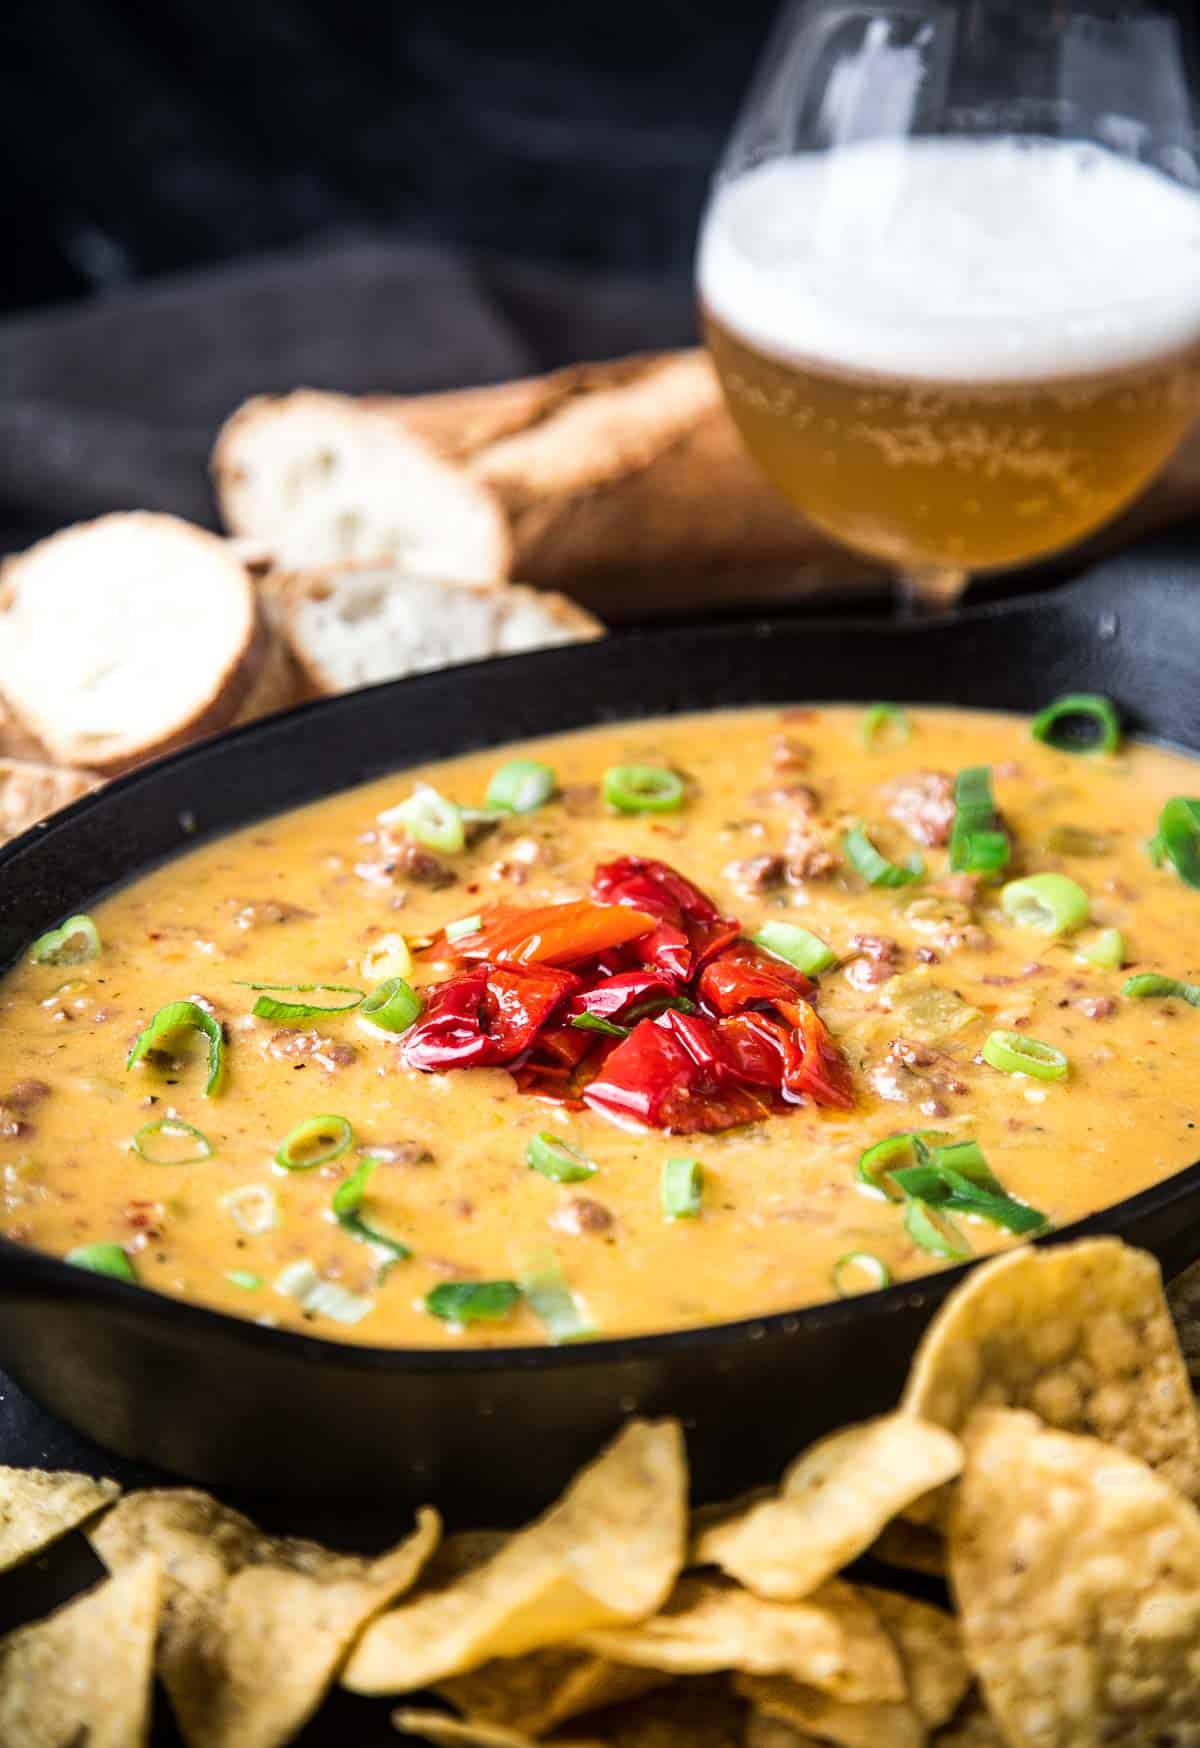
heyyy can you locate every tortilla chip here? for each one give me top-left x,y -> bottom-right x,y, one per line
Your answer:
579,1575 -> 904,1703
692,1415 -> 961,1600
743,1712 -> 834,1748
582,1676 -> 748,1748
903,1239 -> 1200,1510
437,1650 -> 664,1736
0,1463 -> 119,1569
738,1672 -> 926,1748
1168,1257 -> 1200,1392
91,1487 -> 439,1748
860,1589 -> 970,1729
949,1407 -> 1200,1746
345,1419 -> 687,1694
395,1710 -> 602,1748
0,1552 -> 159,1748
864,1519 -> 946,1579
931,1698 -> 1005,1746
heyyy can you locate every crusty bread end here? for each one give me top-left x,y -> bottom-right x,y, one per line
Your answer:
0,757 -> 100,845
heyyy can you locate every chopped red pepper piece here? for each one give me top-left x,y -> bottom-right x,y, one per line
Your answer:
591,856 -> 738,982
566,968 -> 683,1025
449,900 -> 657,968
696,939 -> 816,1016
402,963 -> 579,1071
781,1000 -> 856,1110
583,1010 -> 772,1133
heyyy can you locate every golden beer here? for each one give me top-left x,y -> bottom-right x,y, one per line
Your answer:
699,138 -> 1200,578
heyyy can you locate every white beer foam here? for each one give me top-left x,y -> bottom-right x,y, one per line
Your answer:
698,137 -> 1200,383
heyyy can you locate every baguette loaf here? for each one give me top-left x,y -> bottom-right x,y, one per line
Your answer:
268,564 -> 601,697
0,514 -> 296,775
0,757 -> 99,844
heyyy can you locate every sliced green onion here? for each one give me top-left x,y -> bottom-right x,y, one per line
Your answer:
753,921 -> 837,976
570,1013 -> 629,1038
383,784 -> 465,854
30,914 -> 101,966
925,1138 -> 997,1190
273,1259 -> 373,1323
525,1132 -> 596,1184
860,705 -> 911,750
274,1114 -> 353,1171
1147,832 -> 1169,868
1123,972 -> 1200,1008
892,1163 -> 1047,1235
486,760 -> 557,814
1154,797 -> 1200,890
904,1199 -> 971,1261
444,914 -> 483,944
425,1280 -> 521,1324
331,1158 -> 411,1261
220,1183 -> 278,1235
1045,825 -> 1114,858
225,1269 -> 263,1291
949,767 -> 1009,877
131,1118 -> 214,1165
1078,928 -> 1125,970
662,1156 -> 703,1220
127,1000 -> 225,1097
1031,692 -> 1121,755
360,933 -> 412,982
238,982 -> 363,1022
602,764 -> 685,815
1000,873 -> 1090,936
857,1132 -> 938,1200
832,1251 -> 892,1296
519,1255 -> 595,1343
66,1242 -> 137,1283
843,824 -> 923,888
275,1259 -> 321,1300
982,1029 -> 1069,1081
360,978 -> 424,1034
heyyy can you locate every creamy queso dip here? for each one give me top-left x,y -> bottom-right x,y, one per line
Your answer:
1,704 -> 1198,1347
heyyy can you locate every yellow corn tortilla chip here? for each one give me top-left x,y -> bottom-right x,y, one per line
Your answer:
692,1414 -> 961,1600
0,1463 -> 119,1569
401,1681 -> 746,1748
395,1710 -> 602,1748
860,1589 -> 970,1729
437,1650 -> 664,1736
738,1673 -> 926,1748
0,1551 -> 159,1748
345,1419 -> 687,1694
950,1407 -> 1200,1747
864,1519 -> 946,1578
931,1698 -> 1005,1746
91,1487 -> 439,1748
1168,1257 -> 1200,1392
579,1575 -> 904,1703
744,1712 -> 835,1748
903,1239 -> 1200,1509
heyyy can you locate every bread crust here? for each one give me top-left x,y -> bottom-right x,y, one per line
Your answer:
0,757 -> 100,844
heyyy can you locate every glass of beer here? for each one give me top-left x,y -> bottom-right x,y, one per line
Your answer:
697,1 -> 1200,609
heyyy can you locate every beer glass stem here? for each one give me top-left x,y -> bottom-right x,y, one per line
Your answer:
898,566 -> 970,617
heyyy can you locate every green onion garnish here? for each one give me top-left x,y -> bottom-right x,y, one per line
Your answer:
857,1132 -> 938,1200
602,764 -> 685,815
860,705 -> 911,750
570,1013 -> 629,1038
360,977 -> 424,1034
1078,928 -> 1125,970
1031,692 -> 1121,755
832,1251 -> 892,1296
425,1280 -> 521,1324
752,921 -> 837,976
225,1269 -> 263,1291
331,1158 -> 411,1261
1148,832 -> 1169,868
525,1132 -> 597,1183
131,1118 -> 213,1165
662,1156 -> 703,1220
274,1114 -> 353,1171
1045,825 -> 1114,858
385,784 -> 465,854
892,1163 -> 1047,1235
949,767 -> 1009,877
1153,797 -> 1200,890
238,983 -> 364,1022
519,1255 -> 595,1343
444,914 -> 483,944
1000,873 -> 1090,936
220,1183 -> 277,1235
30,914 -> 101,966
486,760 -> 557,814
843,824 -> 923,888
1123,972 -> 1200,1008
66,1242 -> 137,1283
127,1000 -> 225,1097
904,1199 -> 971,1261
982,1029 -> 1069,1081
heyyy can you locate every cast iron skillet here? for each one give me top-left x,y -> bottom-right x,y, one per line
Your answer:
1,537 -> 1199,1522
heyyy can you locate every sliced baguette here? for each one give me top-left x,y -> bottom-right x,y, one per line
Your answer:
0,513 -> 291,775
0,757 -> 100,844
271,564 -> 602,696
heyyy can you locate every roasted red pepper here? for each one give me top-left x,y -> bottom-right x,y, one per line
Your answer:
449,899 -> 657,968
402,963 -> 579,1071
781,1001 -> 856,1110
591,856 -> 738,982
566,968 -> 683,1025
583,1010 -> 770,1133
696,940 -> 816,1016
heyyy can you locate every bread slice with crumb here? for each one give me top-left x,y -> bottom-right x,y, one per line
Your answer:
0,514 -> 293,775
0,757 -> 99,844
269,563 -> 602,696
